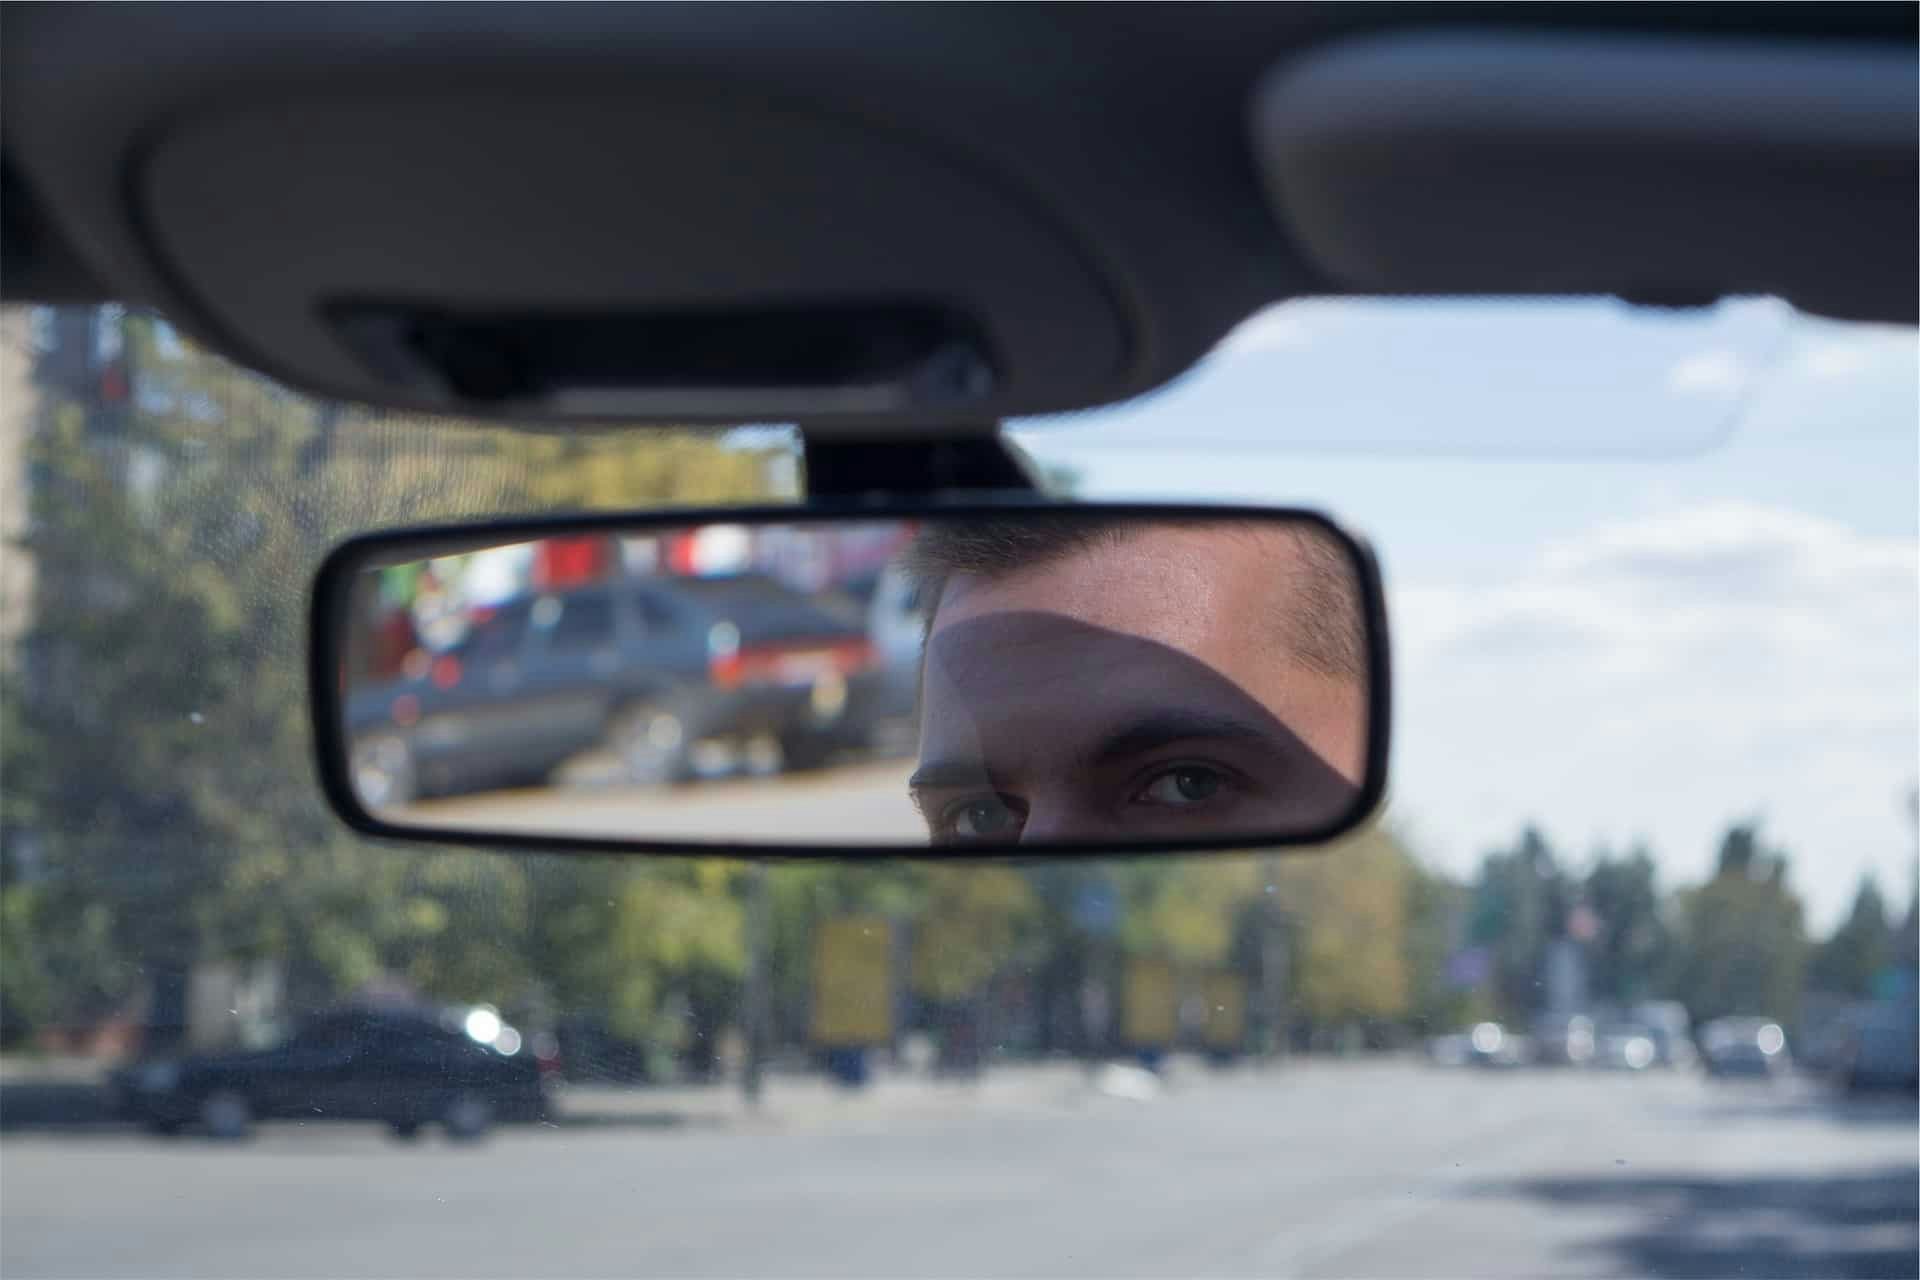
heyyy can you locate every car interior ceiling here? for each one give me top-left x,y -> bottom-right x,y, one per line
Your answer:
0,3 -> 1913,437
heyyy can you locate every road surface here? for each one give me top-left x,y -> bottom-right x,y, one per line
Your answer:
391,759 -> 926,844
5,1060 -> 1914,1278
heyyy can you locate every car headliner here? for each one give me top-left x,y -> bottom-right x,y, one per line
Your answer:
1,3 -> 1913,434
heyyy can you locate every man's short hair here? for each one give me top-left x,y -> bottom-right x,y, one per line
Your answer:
902,515 -> 1366,680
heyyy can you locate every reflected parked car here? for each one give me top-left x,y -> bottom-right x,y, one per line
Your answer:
110,1005 -> 547,1139
346,572 -> 876,805
839,563 -> 926,757
1699,1017 -> 1792,1080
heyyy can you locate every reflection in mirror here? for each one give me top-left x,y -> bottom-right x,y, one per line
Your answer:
331,513 -> 1376,849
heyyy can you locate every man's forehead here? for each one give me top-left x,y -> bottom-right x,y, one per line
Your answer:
916,610 -> 1303,781
931,524 -> 1296,656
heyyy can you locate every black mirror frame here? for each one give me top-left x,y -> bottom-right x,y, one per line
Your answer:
309,497 -> 1392,859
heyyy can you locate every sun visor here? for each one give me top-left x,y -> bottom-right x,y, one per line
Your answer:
1251,32 -> 1918,325
138,90 -> 1129,428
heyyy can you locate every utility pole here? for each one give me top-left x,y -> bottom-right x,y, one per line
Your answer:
1906,784 -> 1918,865
1259,853 -> 1291,1063
741,860 -> 771,1106
1905,785 -> 1919,910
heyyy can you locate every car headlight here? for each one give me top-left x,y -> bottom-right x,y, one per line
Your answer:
135,1062 -> 180,1091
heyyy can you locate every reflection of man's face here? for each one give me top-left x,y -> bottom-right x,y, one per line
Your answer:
911,527 -> 1365,846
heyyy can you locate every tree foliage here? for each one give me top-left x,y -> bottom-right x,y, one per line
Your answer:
1,310 -> 785,1043
1670,823 -> 1807,1024
3,306 -> 1869,1062
909,864 -> 1041,1002
1583,845 -> 1673,1007
1807,876 -> 1893,999
1467,826 -> 1569,1021
1275,826 -> 1413,1024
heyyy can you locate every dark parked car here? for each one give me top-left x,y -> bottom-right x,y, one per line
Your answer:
110,1006 -> 547,1139
835,564 -> 926,758
347,572 -> 876,805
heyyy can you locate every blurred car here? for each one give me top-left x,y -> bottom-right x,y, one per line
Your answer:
1426,1033 -> 1473,1068
110,1005 -> 547,1139
1531,1014 -> 1597,1067
1630,1001 -> 1698,1070
346,571 -> 876,804
1839,1009 -> 1919,1095
1452,1021 -> 1532,1068
1798,1006 -> 1863,1077
1699,1017 -> 1792,1080
1594,1023 -> 1659,1071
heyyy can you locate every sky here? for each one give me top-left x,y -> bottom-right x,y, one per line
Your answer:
1010,300 -> 1919,934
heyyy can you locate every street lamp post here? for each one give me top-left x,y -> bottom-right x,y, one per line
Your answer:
1259,853 -> 1292,1062
741,860 -> 771,1106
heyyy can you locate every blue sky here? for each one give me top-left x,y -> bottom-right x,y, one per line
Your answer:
1011,301 -> 1918,932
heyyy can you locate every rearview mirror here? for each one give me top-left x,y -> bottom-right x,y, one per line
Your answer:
311,502 -> 1390,855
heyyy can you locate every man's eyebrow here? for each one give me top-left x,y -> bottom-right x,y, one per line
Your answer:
906,760 -> 998,822
907,760 -> 994,793
1084,710 -> 1286,767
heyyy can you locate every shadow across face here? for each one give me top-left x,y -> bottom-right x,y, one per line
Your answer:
912,610 -> 1361,848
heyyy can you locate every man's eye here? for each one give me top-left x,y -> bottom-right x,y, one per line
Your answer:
939,795 -> 1023,841
1135,765 -> 1225,807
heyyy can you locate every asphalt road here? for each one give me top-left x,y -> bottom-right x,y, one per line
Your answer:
4,1061 -> 1914,1279
393,759 -> 926,844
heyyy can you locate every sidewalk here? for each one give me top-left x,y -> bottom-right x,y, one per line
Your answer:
0,1055 -> 106,1084
551,1053 -> 1256,1132
553,1059 -> 1098,1132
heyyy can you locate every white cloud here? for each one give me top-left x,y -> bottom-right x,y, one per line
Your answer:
1215,305 -> 1326,356
1664,348 -> 1749,397
1390,502 -> 1919,930
1797,342 -> 1874,381
1783,324 -> 1915,382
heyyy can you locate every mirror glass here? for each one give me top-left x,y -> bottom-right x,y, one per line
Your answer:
328,511 -> 1379,849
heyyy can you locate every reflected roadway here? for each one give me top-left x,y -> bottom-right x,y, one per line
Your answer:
391,759 -> 925,844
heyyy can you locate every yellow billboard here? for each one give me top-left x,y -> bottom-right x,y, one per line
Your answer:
1201,971 -> 1247,1051
810,916 -> 894,1047
1121,956 -> 1177,1048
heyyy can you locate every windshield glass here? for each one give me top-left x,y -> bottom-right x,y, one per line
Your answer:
2,303 -> 1915,1279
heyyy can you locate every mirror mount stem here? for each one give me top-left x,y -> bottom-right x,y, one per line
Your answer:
801,427 -> 1039,499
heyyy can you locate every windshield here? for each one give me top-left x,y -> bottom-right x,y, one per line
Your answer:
2,303 -> 1915,1279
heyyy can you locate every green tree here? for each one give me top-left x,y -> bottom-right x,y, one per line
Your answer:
1807,875 -> 1893,999
1896,884 -> 1919,972
1466,826 -> 1569,1022
1671,822 -> 1808,1024
1274,825 -> 1414,1026
1584,845 -> 1673,1006
1402,862 -> 1477,1035
909,864 -> 1041,1002
1120,857 -> 1260,969
762,861 -> 920,1045
2,307 -> 785,1044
